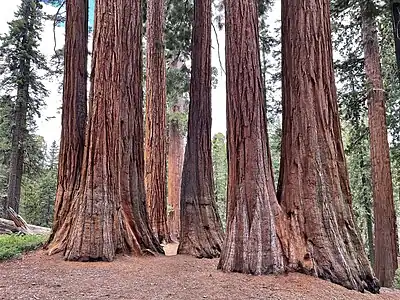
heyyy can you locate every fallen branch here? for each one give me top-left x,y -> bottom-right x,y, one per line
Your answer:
0,209 -> 51,235
7,207 -> 32,234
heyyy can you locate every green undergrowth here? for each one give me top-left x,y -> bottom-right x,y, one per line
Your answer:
0,234 -> 47,261
394,268 -> 400,289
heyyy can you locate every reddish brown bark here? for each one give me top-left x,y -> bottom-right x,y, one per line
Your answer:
167,103 -> 185,242
52,0 -> 162,261
177,0 -> 224,258
278,0 -> 379,292
218,0 -> 285,274
46,0 -> 88,253
144,0 -> 169,244
362,1 -> 398,287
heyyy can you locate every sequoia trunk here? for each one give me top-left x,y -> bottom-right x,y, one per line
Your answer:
217,0 -> 285,274
167,104 -> 185,242
278,0 -> 379,292
144,0 -> 169,243
362,1 -> 398,287
178,0 -> 224,258
46,0 -> 88,254
55,0 -> 162,261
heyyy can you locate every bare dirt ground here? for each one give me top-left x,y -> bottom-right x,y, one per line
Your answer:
0,243 -> 399,300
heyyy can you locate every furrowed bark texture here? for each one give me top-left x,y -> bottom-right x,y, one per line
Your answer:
178,0 -> 224,258
278,0 -> 379,293
144,0 -> 169,243
167,102 -> 185,242
362,2 -> 398,287
46,0 -> 88,254
62,0 -> 162,261
217,0 -> 285,274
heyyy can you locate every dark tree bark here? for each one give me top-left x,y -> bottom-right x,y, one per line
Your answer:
277,0 -> 379,293
218,0 -> 285,274
7,86 -> 27,216
50,0 -> 163,261
46,0 -> 88,254
178,0 -> 224,258
392,1 -> 400,82
144,0 -> 169,244
167,101 -> 185,242
6,3 -> 31,216
362,1 -> 398,287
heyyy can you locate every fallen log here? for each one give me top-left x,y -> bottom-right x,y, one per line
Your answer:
0,209 -> 51,235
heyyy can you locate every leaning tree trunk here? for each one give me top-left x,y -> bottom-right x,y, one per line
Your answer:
167,105 -> 185,242
55,0 -> 162,261
178,0 -> 224,258
362,1 -> 398,287
217,0 -> 285,274
144,0 -> 169,244
46,0 -> 88,254
277,0 -> 379,293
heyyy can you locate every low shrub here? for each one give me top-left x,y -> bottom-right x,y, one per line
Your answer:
0,234 -> 47,261
394,268 -> 400,289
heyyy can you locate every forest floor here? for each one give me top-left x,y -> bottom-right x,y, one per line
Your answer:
0,243 -> 399,300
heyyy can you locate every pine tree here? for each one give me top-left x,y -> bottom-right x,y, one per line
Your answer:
0,0 -> 48,217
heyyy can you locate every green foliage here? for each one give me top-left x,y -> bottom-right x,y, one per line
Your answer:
394,268 -> 400,289
330,0 -> 373,259
0,234 -> 47,261
212,133 -> 227,229
331,0 -> 400,261
268,124 -> 281,185
0,96 -> 13,208
0,0 -> 49,121
20,140 -> 58,226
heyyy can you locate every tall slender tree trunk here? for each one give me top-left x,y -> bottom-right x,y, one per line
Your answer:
46,0 -> 88,254
61,0 -> 162,261
7,86 -> 27,215
392,1 -> 400,82
218,0 -> 285,274
167,102 -> 185,242
178,0 -> 224,258
277,0 -> 379,292
144,0 -> 169,244
6,2 -> 31,217
362,1 -> 398,287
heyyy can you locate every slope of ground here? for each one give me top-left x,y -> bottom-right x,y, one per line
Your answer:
0,243 -> 399,300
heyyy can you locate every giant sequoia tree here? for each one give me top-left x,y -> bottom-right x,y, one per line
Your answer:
219,0 -> 380,293
144,0 -> 169,243
278,0 -> 378,292
49,0 -> 162,260
362,0 -> 398,287
46,0 -> 88,253
218,0 -> 285,274
178,0 -> 224,257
